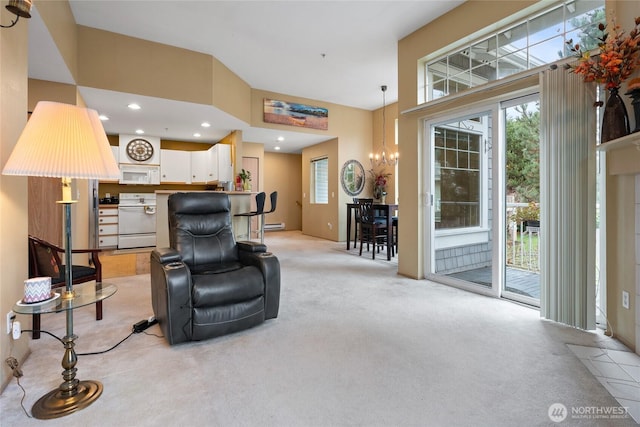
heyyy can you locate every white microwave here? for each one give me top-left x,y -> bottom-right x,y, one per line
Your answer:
119,164 -> 160,185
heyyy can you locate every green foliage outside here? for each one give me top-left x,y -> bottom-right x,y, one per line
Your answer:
506,103 -> 540,203
559,8 -> 606,58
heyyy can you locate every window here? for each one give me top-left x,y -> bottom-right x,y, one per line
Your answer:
434,125 -> 482,229
311,157 -> 328,204
422,0 -> 604,102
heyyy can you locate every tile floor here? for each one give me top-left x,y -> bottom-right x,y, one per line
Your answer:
568,344 -> 640,423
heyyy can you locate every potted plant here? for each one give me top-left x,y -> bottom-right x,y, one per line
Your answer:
238,169 -> 252,191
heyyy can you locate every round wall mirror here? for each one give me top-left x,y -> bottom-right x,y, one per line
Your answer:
340,159 -> 365,197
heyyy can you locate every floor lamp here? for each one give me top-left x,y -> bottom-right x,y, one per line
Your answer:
2,101 -> 120,418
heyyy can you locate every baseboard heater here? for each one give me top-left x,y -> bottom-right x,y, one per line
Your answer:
264,222 -> 285,231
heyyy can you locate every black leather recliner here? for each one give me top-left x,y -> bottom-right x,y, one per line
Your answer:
150,192 -> 280,345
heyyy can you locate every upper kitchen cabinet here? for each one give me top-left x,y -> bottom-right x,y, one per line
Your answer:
191,149 -> 214,183
191,144 -> 233,184
213,144 -> 233,183
161,149 -> 191,183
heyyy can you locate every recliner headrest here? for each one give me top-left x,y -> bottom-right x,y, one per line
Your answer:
169,192 -> 230,215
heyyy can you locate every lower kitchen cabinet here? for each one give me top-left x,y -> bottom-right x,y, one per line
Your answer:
98,207 -> 118,248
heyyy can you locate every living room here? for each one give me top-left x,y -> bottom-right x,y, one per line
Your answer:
2,0 -> 640,425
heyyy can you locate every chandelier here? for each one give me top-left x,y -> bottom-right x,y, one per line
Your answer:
369,85 -> 398,167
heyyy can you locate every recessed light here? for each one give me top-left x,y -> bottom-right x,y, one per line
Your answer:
277,136 -> 285,142
99,114 -> 109,121
274,146 -> 281,150
201,122 -> 211,128
128,103 -> 141,110
193,133 -> 201,137
135,129 -> 144,134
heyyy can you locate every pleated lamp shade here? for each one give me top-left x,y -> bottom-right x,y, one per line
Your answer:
2,101 -> 120,180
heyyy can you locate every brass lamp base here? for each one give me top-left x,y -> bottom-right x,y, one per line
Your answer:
32,380 -> 102,420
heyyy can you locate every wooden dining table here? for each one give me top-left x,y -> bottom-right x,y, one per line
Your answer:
346,202 -> 398,260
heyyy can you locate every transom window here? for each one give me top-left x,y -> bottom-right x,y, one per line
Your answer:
423,0 -> 604,102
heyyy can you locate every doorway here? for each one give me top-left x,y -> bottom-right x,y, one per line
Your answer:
425,94 -> 541,304
502,95 -> 540,306
425,108 -> 499,294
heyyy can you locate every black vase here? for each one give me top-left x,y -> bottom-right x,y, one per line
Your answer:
601,87 -> 630,143
625,89 -> 640,133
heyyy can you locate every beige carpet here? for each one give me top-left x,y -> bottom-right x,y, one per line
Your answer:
0,231 -> 636,426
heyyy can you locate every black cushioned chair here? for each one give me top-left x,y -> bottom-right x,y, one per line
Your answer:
28,235 -> 103,339
150,192 -> 280,345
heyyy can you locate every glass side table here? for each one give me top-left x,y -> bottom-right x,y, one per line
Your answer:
13,282 -> 117,420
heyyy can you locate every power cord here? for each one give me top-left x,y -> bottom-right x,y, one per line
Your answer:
5,357 -> 31,418
76,331 -> 134,356
22,320 -> 160,357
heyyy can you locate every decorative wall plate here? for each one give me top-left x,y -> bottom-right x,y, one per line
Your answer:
126,138 -> 154,162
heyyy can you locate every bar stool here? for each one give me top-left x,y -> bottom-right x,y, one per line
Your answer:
392,216 -> 398,254
259,191 -> 278,243
234,192 -> 266,240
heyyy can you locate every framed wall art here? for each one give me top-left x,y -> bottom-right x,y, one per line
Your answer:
263,99 -> 328,130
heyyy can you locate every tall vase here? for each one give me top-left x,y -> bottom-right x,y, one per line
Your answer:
626,89 -> 640,133
601,87 -> 630,143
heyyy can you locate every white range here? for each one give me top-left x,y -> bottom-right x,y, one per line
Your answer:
118,193 -> 157,249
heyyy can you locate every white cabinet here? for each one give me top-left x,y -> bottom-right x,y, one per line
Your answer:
214,144 -> 233,182
190,150 -> 214,183
161,149 -> 191,183
97,207 -> 118,248
160,144 -> 233,184
190,144 -> 233,184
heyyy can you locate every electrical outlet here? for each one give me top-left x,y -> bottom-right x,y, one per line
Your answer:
622,291 -> 630,309
6,311 -> 15,335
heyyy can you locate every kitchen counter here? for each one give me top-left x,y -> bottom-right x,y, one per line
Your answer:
155,190 -> 256,248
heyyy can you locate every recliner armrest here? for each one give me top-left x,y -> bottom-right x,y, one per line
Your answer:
151,247 -> 182,265
238,250 -> 280,320
238,241 -> 267,253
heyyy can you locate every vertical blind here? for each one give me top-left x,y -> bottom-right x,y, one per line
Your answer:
539,66 -> 596,329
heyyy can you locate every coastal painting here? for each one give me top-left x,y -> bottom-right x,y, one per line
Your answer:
263,99 -> 328,130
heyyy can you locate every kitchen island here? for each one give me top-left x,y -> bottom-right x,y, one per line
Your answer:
155,190 -> 256,248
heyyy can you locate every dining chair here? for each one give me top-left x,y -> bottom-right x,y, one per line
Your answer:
358,199 -> 389,259
392,215 -> 398,254
353,198 -> 372,249
27,235 -> 103,339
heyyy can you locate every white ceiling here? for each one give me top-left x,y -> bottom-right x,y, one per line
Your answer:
27,0 -> 463,153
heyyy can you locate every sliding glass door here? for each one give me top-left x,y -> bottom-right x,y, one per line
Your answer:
425,108 -> 501,295
425,94 -> 541,304
503,95 -> 540,306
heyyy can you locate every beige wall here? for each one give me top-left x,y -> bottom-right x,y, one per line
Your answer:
77,26 -> 214,106
0,6 -> 29,390
606,173 -> 636,349
36,0 -> 78,82
302,139 -> 339,240
604,0 -> 640,351
264,152 -> 302,231
250,88 -> 374,241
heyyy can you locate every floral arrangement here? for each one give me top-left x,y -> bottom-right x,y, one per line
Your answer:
565,17 -> 640,90
368,168 -> 391,199
238,168 -> 251,182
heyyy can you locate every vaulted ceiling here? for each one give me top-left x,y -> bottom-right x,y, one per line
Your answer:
28,1 -> 463,152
